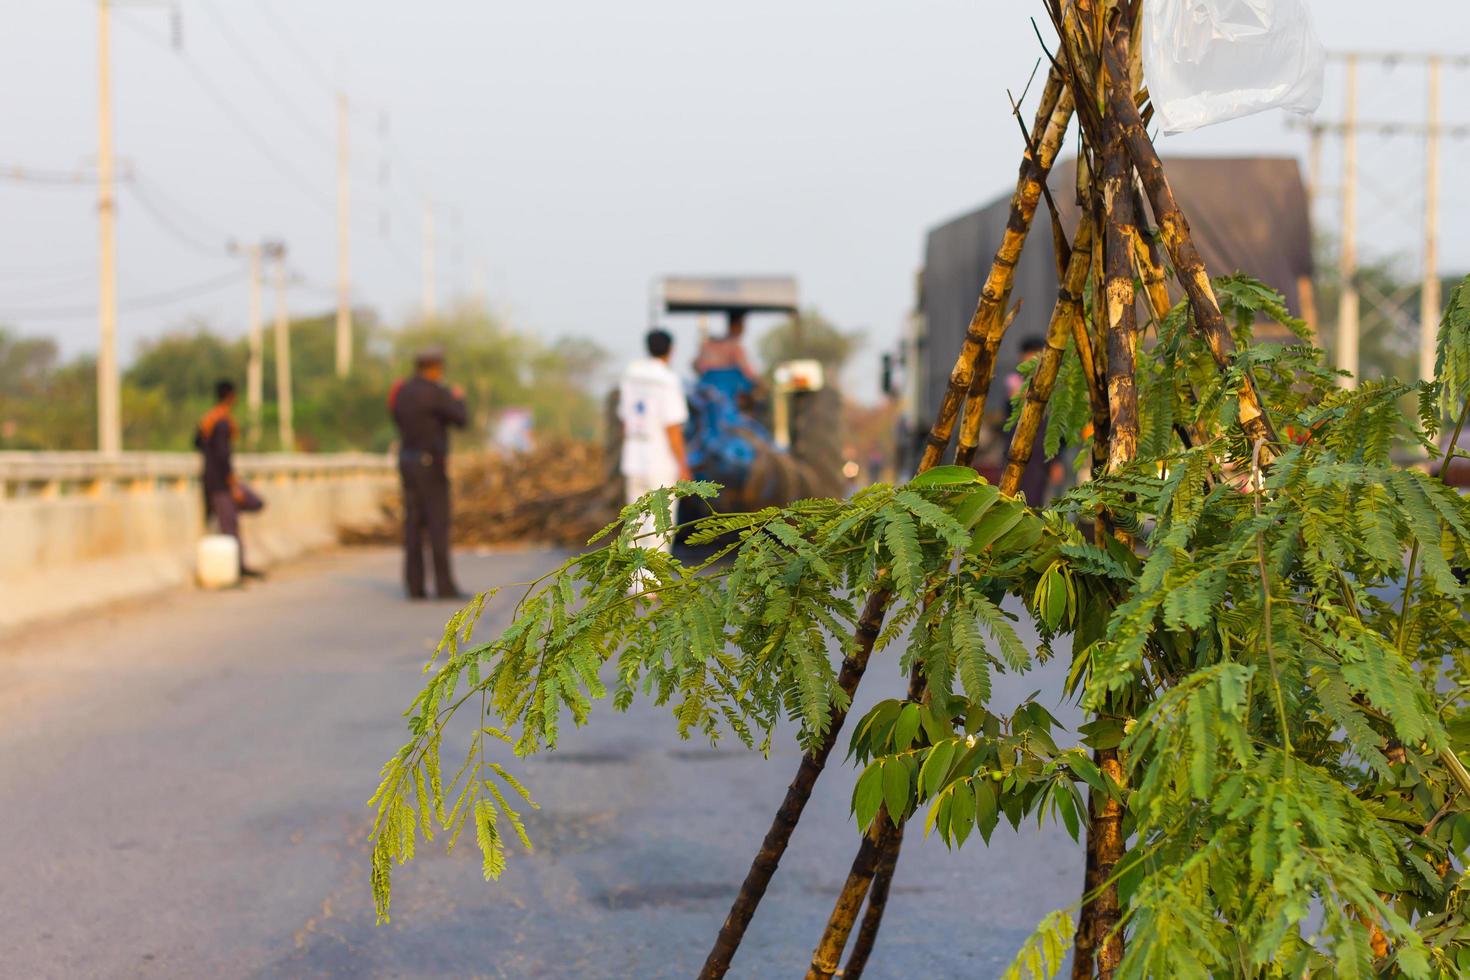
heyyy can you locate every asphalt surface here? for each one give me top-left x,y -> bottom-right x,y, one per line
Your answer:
0,547 -> 1082,979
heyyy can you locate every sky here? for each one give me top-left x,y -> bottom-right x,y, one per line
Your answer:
2,0 -> 1468,402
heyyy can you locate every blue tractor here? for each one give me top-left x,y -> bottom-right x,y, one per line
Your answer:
609,276 -> 846,521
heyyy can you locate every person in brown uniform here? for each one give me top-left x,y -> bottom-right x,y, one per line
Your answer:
195,379 -> 264,577
390,347 -> 468,600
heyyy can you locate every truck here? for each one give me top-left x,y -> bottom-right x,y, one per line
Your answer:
892,156 -> 1316,479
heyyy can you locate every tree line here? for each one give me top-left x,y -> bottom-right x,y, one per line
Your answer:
0,305 -> 607,453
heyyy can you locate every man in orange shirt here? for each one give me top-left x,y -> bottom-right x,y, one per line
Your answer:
195,380 -> 264,577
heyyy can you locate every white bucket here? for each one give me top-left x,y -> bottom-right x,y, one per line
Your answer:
197,535 -> 241,589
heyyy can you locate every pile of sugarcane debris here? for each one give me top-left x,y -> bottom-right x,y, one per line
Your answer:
341,439 -> 619,549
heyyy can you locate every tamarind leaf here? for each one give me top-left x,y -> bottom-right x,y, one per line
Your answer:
950,777 -> 976,847
852,763 -> 883,831
882,759 -> 911,822
954,484 -> 1002,528
921,740 -> 958,797
973,777 -> 999,844
908,464 -> 982,488
970,500 -> 1025,554
893,703 -> 921,752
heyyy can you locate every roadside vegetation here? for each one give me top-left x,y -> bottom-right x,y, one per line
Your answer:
0,304 -> 606,452
367,2 -> 1470,975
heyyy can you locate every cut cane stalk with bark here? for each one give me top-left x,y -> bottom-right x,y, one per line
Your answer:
1129,195 -> 1218,452
953,301 -> 1024,468
699,589 -> 889,979
923,69 -> 1074,471
804,662 -> 926,976
1100,131 -> 1140,479
778,85 -> 1079,972
1097,33 -> 1281,456
1075,96 -> 1140,980
1129,204 -> 1172,328
952,82 -> 1078,468
805,814 -> 901,979
838,816 -> 902,980
1000,215 -> 1096,497
701,91 -> 1071,964
811,103 -> 1091,976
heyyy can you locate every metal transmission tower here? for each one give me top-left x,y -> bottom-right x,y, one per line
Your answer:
1297,50 -> 1470,387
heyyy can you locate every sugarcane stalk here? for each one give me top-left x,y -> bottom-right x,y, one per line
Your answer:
951,83 -> 1077,468
1081,99 -> 1141,980
1129,206 -> 1172,325
702,104 -> 1061,963
700,588 -> 889,979
1087,197 -> 1112,484
1129,192 -> 1225,455
924,69 -> 1074,471
822,229 -> 1080,964
952,301 -> 1024,469
810,63 -> 1082,980
1101,134 -> 1140,479
1074,746 -> 1127,979
804,813 -> 900,979
1000,215 -> 1096,497
1097,33 -> 1281,454
839,816 -> 903,980
804,660 -> 926,977
812,117 -> 1090,979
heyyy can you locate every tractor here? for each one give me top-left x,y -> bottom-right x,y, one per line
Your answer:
607,276 -> 847,524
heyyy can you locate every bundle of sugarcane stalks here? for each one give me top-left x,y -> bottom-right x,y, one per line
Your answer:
341,439 -> 617,549
697,2 -> 1282,978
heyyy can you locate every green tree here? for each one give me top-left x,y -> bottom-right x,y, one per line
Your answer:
127,325 -> 245,403
758,308 -> 863,375
0,303 -> 606,452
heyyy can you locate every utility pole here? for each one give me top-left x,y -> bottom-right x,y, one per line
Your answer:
1306,123 -> 1323,221
1336,54 -> 1359,387
472,259 -> 489,309
335,92 -> 352,378
270,242 -> 294,452
1420,55 -> 1442,385
96,0 -> 121,454
422,201 -> 437,321
1303,50 -> 1470,385
245,244 -> 264,446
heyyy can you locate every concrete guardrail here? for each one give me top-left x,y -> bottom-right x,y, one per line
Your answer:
0,451 -> 395,634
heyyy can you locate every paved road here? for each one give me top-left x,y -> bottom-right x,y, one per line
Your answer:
0,547 -> 1081,979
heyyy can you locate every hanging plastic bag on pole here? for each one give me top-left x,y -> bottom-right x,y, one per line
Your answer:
1142,0 -> 1326,134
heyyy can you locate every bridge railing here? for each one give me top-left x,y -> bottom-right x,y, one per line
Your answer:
0,451 -> 391,498
0,451 -> 396,634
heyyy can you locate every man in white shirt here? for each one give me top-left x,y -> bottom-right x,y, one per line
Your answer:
618,328 -> 691,556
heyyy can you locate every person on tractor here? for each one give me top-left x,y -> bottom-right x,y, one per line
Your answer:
693,311 -> 762,407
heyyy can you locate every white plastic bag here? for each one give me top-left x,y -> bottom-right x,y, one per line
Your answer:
1142,0 -> 1326,134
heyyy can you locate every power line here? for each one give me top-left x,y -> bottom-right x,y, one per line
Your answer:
0,269 -> 240,321
196,0 -> 335,157
233,3 -> 455,303
0,260 -> 95,281
109,9 -> 335,218
256,0 -> 337,97
0,269 -> 95,301
125,180 -> 231,258
0,163 -> 115,186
